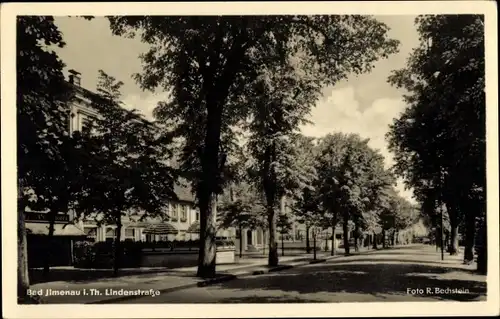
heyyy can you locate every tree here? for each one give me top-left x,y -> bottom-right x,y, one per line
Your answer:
107,15 -> 399,277
74,70 -> 177,276
24,131 -> 90,277
245,65 -> 320,267
287,135 -> 318,254
293,185 -> 319,254
16,16 -> 70,303
315,133 -> 392,256
218,182 -> 265,258
277,210 -> 293,256
387,15 -> 485,268
247,132 -> 316,266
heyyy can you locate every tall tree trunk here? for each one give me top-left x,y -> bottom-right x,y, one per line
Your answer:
331,223 -> 336,256
264,142 -> 278,267
372,232 -> 378,249
280,196 -> 285,257
281,234 -> 284,256
313,228 -> 317,260
18,189 -> 30,303
305,224 -> 311,253
353,220 -> 359,252
262,229 -> 266,255
382,229 -> 386,249
239,224 -> 243,258
342,213 -> 350,256
464,211 -> 476,263
448,216 -> 460,255
476,219 -> 487,275
196,94 -> 224,278
113,216 -> 122,277
43,205 -> 58,277
435,228 -> 440,251
197,191 -> 217,278
267,205 -> 278,267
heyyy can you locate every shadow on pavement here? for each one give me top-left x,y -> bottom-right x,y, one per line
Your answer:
322,257 -> 480,274
216,295 -> 320,303
29,268 -> 200,285
210,256 -> 486,302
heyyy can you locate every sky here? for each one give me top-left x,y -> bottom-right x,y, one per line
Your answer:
52,15 -> 420,202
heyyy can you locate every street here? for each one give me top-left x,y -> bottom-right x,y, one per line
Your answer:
117,245 -> 487,303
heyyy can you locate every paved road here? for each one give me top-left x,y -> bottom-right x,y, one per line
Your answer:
117,245 -> 487,303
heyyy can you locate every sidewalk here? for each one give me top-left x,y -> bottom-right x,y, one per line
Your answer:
31,250 -> 346,304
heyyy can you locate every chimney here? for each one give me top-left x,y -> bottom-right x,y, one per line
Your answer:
68,69 -> 81,86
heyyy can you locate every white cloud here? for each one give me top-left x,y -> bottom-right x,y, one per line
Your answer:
300,86 -> 415,202
124,85 -> 416,202
121,92 -> 171,121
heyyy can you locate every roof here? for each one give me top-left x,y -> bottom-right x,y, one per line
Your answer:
173,181 -> 196,203
142,223 -> 179,235
66,81 -> 153,127
187,221 -> 200,233
25,222 -> 86,237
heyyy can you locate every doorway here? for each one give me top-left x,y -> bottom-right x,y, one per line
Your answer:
247,230 -> 253,246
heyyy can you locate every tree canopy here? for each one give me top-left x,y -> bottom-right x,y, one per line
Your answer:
106,15 -> 400,276
16,16 -> 71,301
386,15 -> 485,261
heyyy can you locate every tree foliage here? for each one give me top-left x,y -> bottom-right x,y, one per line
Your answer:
74,70 -> 177,275
218,182 -> 266,231
106,15 -> 399,276
387,15 -> 485,263
16,16 -> 70,302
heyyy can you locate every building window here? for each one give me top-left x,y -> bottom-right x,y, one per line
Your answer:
180,205 -> 187,222
195,210 -> 200,221
171,204 -> 178,221
106,227 -> 117,242
124,228 -> 135,241
81,116 -> 93,133
84,227 -> 97,242
165,204 -> 170,219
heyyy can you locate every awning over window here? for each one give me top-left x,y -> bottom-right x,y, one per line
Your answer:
186,221 -> 200,234
25,222 -> 87,237
142,223 -> 178,235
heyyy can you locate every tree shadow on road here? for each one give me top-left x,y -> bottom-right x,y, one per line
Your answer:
216,295 -> 320,303
322,256 -> 480,275
29,268 -> 200,285
212,257 -> 486,302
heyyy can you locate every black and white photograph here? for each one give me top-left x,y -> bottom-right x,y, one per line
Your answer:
1,1 -> 498,318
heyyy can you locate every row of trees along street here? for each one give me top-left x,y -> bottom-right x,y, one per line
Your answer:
17,14 -> 485,302
386,15 -> 486,274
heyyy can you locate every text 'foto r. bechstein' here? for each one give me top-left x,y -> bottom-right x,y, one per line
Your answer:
16,14 -> 487,305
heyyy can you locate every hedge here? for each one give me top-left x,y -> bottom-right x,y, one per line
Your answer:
73,240 -> 143,269
73,239 -> 235,268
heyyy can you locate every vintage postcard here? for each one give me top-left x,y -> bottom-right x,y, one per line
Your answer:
1,1 -> 498,318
